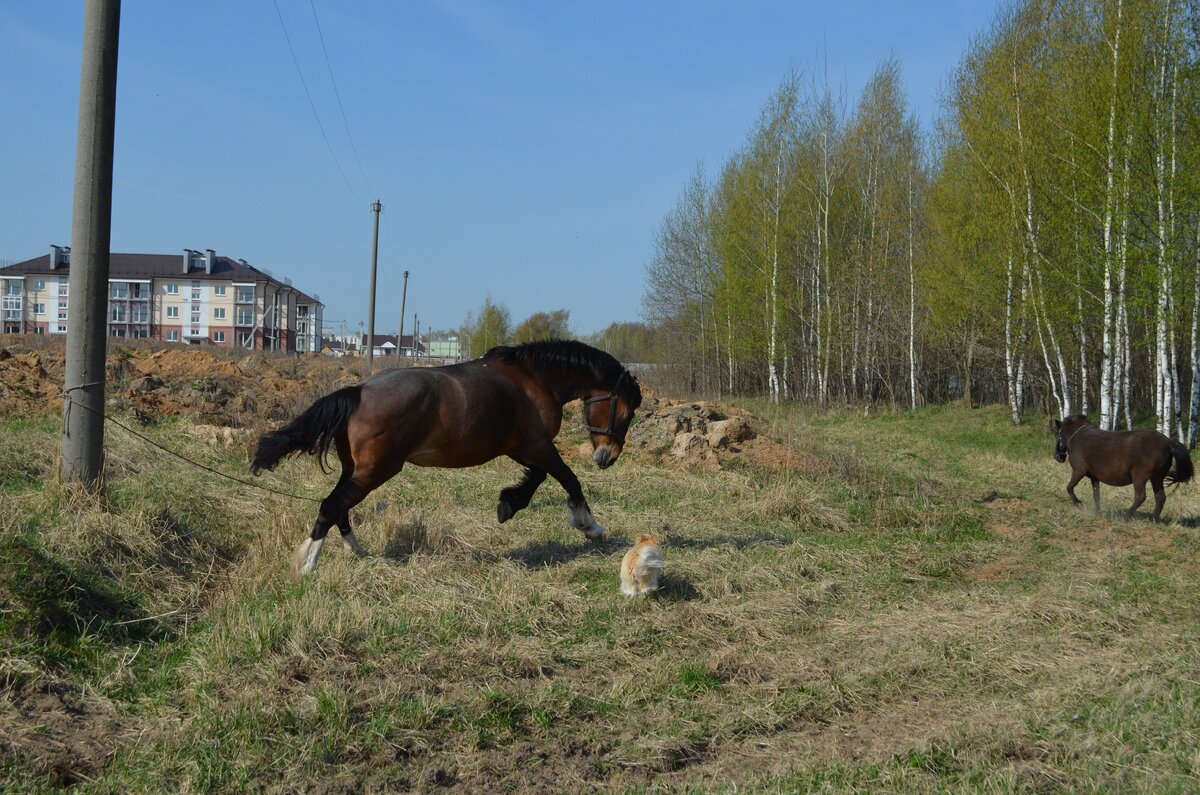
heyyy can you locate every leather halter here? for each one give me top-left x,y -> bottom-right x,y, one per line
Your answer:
583,371 -> 629,444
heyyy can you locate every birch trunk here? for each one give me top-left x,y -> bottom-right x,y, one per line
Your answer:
1099,0 -> 1123,430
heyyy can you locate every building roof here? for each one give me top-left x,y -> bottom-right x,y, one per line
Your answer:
1,250 -> 322,307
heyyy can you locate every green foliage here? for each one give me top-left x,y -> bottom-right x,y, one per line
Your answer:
459,294 -> 512,358
512,309 -> 570,343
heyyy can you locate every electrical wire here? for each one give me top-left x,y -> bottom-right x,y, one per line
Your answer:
309,0 -> 374,199
272,0 -> 364,207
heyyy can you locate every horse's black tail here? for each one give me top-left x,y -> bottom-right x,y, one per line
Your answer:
251,386 -> 362,474
1167,440 -> 1194,486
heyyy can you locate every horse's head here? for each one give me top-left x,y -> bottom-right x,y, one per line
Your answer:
1054,415 -> 1089,462
583,370 -> 642,469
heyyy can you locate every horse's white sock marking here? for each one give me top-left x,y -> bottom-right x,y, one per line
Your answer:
294,536 -> 325,578
568,502 -> 606,539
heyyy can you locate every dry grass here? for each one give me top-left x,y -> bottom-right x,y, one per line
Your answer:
1,403 -> 1199,791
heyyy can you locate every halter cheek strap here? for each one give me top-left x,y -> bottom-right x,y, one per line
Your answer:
1060,425 -> 1085,453
583,371 -> 628,444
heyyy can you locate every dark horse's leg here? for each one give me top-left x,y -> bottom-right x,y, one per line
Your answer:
1089,476 -> 1101,515
1125,477 -> 1148,520
1149,475 -> 1167,522
1066,470 -> 1086,509
497,466 -> 547,524
524,445 -> 605,540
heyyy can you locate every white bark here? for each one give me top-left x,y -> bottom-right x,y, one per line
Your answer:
1098,0 -> 1123,430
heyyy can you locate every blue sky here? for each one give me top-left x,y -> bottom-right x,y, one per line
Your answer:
0,1 -> 997,338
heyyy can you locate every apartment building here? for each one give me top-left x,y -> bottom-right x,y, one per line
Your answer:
0,246 -> 323,352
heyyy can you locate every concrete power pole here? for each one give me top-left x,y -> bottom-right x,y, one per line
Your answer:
365,199 -> 381,375
398,269 -> 409,360
61,0 -> 121,487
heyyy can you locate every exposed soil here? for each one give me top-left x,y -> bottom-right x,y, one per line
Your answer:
1,338 -> 810,472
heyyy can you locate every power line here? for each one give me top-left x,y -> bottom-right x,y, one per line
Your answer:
271,0 -> 363,207
308,0 -> 373,198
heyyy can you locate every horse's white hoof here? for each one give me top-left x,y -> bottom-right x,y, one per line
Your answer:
293,537 -> 324,579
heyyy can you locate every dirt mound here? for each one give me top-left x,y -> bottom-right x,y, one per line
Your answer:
0,349 -> 64,415
620,393 -> 808,471
0,340 -> 362,428
0,340 -> 810,471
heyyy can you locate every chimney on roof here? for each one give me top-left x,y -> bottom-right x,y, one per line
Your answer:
50,244 -> 70,269
205,249 -> 216,275
238,258 -> 248,268
182,249 -> 194,274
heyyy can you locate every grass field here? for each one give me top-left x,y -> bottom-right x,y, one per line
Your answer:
2,401 -> 1198,792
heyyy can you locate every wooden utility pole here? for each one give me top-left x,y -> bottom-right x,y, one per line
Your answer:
398,269 -> 409,359
365,199 -> 381,375
61,0 -> 121,487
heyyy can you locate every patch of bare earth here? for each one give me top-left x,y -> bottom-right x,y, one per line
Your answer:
0,676 -> 131,787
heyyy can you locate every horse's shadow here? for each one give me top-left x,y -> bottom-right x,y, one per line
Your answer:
505,536 -> 622,568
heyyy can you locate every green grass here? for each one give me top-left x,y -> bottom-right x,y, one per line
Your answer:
1,401 -> 1199,791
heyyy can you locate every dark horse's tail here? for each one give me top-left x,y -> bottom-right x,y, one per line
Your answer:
1166,440 -> 1195,486
251,386 -> 362,474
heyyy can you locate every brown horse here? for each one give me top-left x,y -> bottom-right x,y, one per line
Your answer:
1054,415 -> 1193,522
252,340 -> 642,576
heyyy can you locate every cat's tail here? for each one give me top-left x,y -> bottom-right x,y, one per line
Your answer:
636,546 -> 664,576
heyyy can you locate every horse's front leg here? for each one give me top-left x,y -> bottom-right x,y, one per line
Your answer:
537,448 -> 605,540
1066,470 -> 1085,509
497,466 -> 547,524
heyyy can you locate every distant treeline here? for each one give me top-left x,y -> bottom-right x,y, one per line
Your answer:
640,0 -> 1200,440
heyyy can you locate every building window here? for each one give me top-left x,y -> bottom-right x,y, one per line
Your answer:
110,327 -> 126,338
32,279 -> 45,291
58,277 -> 69,297
111,305 -> 127,322
34,303 -> 45,315
58,309 -> 68,321
111,283 -> 128,299
166,330 -> 179,342
129,283 -> 145,299
213,331 -> 226,343
166,306 -> 179,319
235,286 -> 254,303
239,331 -> 253,348
191,312 -> 201,324
190,326 -> 200,337
131,306 -> 149,323
236,308 -> 253,326
213,307 -> 226,320
167,283 -> 179,295
214,285 -> 226,296
35,327 -> 45,335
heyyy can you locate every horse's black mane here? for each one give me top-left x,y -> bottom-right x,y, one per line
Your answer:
483,339 -> 641,406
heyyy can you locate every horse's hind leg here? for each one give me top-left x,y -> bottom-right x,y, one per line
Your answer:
1149,475 -> 1167,522
1090,477 -> 1101,515
1125,478 -> 1148,520
296,472 -> 372,577
498,467 -> 547,524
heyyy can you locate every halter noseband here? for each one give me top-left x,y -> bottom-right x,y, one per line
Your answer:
583,371 -> 629,444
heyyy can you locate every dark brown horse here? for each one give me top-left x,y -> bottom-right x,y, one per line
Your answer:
252,340 -> 642,576
1054,415 -> 1193,521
